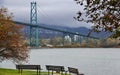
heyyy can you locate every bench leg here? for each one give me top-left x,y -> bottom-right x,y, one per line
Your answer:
39,70 -> 41,75
52,70 -> 53,75
65,71 -> 67,75
48,70 -> 50,75
37,69 -> 40,75
20,69 -> 23,74
61,72 -> 63,75
37,69 -> 38,75
18,69 -> 20,73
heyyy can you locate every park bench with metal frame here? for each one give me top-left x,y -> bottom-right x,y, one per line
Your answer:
16,65 -> 42,75
68,67 -> 84,75
46,65 -> 67,75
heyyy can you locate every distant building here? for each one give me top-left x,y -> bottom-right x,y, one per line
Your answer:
64,35 -> 71,44
74,35 -> 79,42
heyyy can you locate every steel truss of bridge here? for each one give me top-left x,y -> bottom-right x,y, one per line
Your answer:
13,21 -> 99,39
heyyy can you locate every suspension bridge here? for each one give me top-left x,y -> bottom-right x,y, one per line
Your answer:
13,2 -> 99,47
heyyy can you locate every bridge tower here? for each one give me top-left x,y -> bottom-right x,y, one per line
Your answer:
30,2 -> 39,47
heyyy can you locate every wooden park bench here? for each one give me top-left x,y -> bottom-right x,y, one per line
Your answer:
68,67 -> 84,75
46,65 -> 67,75
16,65 -> 42,75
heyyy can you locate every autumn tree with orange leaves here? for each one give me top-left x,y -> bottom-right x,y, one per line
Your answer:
74,0 -> 120,37
0,8 -> 29,63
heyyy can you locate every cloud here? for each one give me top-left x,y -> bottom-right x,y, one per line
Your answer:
0,0 -> 4,6
3,0 -> 91,28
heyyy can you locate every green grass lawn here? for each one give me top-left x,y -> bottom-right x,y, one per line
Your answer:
0,68 -> 48,75
0,68 -> 69,75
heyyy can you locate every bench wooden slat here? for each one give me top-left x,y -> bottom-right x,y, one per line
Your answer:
16,65 -> 42,75
68,67 -> 84,75
16,65 -> 41,69
46,65 -> 65,71
46,65 -> 67,75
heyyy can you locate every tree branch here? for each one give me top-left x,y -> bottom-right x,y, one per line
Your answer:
0,48 -> 6,56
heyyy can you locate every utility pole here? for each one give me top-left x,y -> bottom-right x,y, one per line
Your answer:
30,2 -> 39,47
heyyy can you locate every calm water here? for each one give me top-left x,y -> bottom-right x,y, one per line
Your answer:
0,48 -> 120,75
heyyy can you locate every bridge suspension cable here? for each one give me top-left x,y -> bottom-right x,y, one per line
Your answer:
37,2 -> 69,26
37,3 -> 56,24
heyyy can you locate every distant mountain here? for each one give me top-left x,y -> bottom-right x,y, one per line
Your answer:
24,23 -> 112,39
69,27 -> 112,38
39,23 -> 112,38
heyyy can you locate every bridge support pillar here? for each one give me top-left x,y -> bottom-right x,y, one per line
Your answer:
85,37 -> 89,44
62,33 -> 65,45
69,34 -> 74,45
30,2 -> 39,47
36,27 -> 39,47
30,27 -> 32,46
78,36 -> 82,44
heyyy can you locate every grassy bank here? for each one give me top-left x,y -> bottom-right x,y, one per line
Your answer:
0,68 -> 48,75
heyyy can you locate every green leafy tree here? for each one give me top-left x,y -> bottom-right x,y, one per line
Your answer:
0,8 -> 29,63
74,0 -> 120,37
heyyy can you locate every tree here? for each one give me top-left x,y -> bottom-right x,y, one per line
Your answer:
74,0 -> 120,37
0,8 -> 29,63
111,26 -> 120,38
51,37 -> 62,46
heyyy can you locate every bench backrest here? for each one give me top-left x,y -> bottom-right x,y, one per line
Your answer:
16,65 -> 41,70
68,67 -> 79,74
46,65 -> 65,72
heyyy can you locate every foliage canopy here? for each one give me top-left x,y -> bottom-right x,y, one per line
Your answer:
74,0 -> 120,37
0,8 -> 29,63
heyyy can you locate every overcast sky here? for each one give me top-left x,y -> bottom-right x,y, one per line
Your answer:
1,0 -> 92,28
